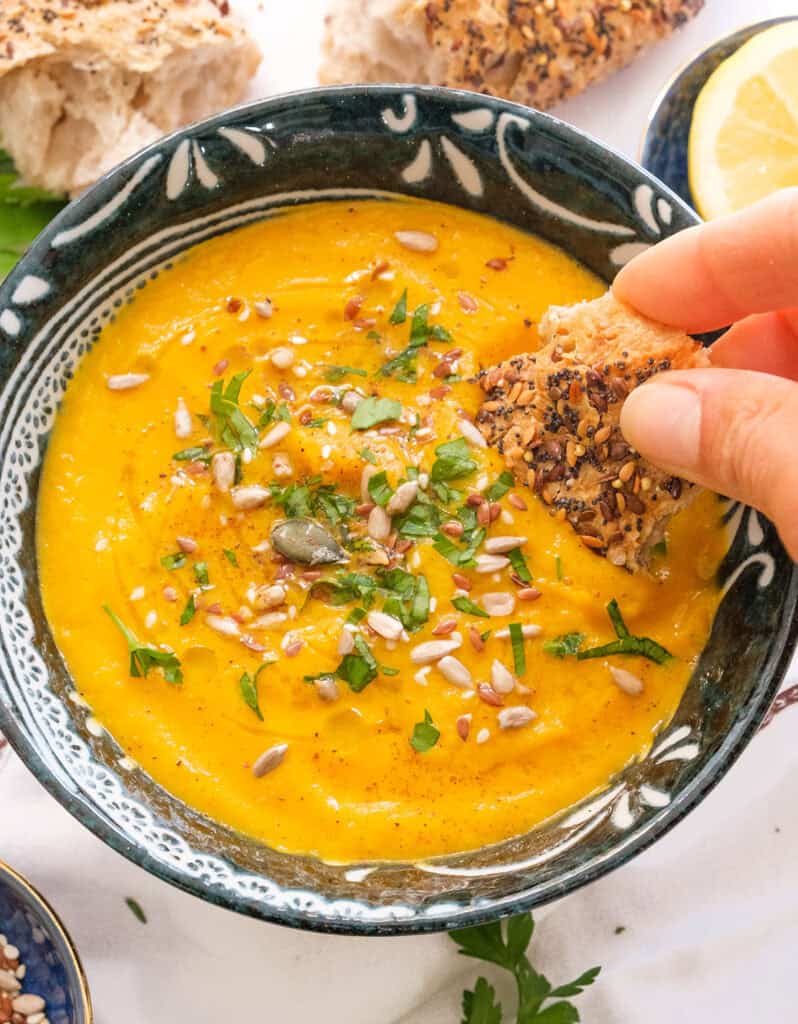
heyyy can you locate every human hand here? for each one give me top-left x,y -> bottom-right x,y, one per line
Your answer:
613,188 -> 798,561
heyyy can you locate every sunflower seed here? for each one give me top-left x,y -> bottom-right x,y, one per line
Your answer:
252,743 -> 288,778
498,706 -> 537,729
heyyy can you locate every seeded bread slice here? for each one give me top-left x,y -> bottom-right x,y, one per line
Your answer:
320,0 -> 705,111
476,292 -> 710,572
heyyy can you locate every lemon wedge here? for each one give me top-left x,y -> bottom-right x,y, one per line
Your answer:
689,22 -> 798,219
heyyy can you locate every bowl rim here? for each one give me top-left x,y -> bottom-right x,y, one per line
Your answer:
1,83 -> 796,935
0,859 -> 93,1020
639,14 -> 798,169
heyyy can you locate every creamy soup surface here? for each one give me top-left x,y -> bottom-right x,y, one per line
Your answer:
37,199 -> 725,861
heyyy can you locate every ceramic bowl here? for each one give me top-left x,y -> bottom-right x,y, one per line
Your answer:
641,16 -> 798,206
0,86 -> 796,935
0,861 -> 92,1022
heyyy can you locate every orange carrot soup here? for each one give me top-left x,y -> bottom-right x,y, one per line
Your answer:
37,199 -> 726,861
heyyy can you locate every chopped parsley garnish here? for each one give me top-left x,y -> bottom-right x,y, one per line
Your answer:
172,445 -> 211,464
239,664 -> 267,720
379,301 -> 451,382
258,400 -> 291,428
336,634 -> 378,692
509,622 -> 526,675
555,554 -> 564,580
430,438 -> 478,485
410,709 -> 440,753
223,548 -> 238,567
577,599 -> 673,665
160,551 -> 186,571
380,665 -> 400,676
351,396 -> 402,430
367,470 -> 393,506
347,607 -> 367,625
433,527 -> 485,568
395,497 -> 442,539
507,547 -> 532,583
307,417 -> 328,429
389,288 -> 408,325
543,633 -> 586,658
323,364 -> 368,383
209,370 -> 259,451
484,471 -> 514,501
179,594 -> 196,626
359,447 -> 378,464
194,562 -> 209,587
452,912 -> 600,1023
380,568 -> 430,632
452,596 -> 489,618
125,898 -> 147,924
104,606 -> 182,684
270,478 -> 356,533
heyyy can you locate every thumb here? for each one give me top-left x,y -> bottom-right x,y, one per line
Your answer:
620,369 -> 798,561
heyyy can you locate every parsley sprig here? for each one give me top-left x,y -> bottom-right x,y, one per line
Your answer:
104,606 -> 182,684
380,299 -> 452,382
452,912 -> 600,1023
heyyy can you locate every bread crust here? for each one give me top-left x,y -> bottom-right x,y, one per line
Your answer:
476,292 -> 710,572
0,0 -> 260,194
321,0 -> 705,110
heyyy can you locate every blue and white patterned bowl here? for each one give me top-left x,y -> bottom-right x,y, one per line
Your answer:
0,861 -> 91,1022
641,16 -> 798,205
0,86 -> 796,935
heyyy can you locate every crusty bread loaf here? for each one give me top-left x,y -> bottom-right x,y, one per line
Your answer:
0,1 -> 261,196
320,0 -> 704,110
477,292 -> 710,572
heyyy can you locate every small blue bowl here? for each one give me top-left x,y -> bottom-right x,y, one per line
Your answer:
641,16 -> 798,207
0,862 -> 91,1023
0,85 -> 796,935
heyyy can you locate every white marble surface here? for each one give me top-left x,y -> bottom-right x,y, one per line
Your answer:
4,1 -> 798,1020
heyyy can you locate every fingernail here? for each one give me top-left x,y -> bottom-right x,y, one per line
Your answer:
620,381 -> 702,470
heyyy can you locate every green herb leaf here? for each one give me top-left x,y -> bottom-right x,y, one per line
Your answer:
555,555 -> 564,581
336,634 -> 378,692
543,633 -> 585,659
359,447 -> 378,465
452,596 -> 489,618
179,594 -> 196,626
461,977 -> 502,1024
239,664 -> 267,720
576,599 -> 673,665
433,527 -> 485,568
0,151 -> 65,283
172,445 -> 211,463
380,665 -> 400,676
509,622 -> 526,676
194,562 -> 210,587
507,547 -> 532,583
104,606 -> 183,684
484,471 -> 514,502
351,396 -> 402,430
258,400 -> 292,428
347,607 -> 367,625
368,470 -> 394,506
209,371 -> 259,451
125,898 -> 147,924
160,551 -> 186,571
324,364 -> 368,383
451,912 -> 600,1024
410,709 -> 440,753
431,438 -> 478,484
223,548 -> 238,567
389,288 -> 408,325
395,498 -> 442,538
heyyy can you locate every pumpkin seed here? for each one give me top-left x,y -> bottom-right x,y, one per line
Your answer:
270,518 -> 346,565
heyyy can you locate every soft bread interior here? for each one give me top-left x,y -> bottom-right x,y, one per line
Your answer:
0,45 -> 254,195
320,0 -> 446,86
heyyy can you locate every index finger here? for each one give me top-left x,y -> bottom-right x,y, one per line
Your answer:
613,187 -> 798,331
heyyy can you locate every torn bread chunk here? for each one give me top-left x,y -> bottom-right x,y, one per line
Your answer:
0,0 -> 261,196
476,292 -> 710,572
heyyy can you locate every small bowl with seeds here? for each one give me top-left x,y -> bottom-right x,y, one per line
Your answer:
0,862 -> 91,1024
